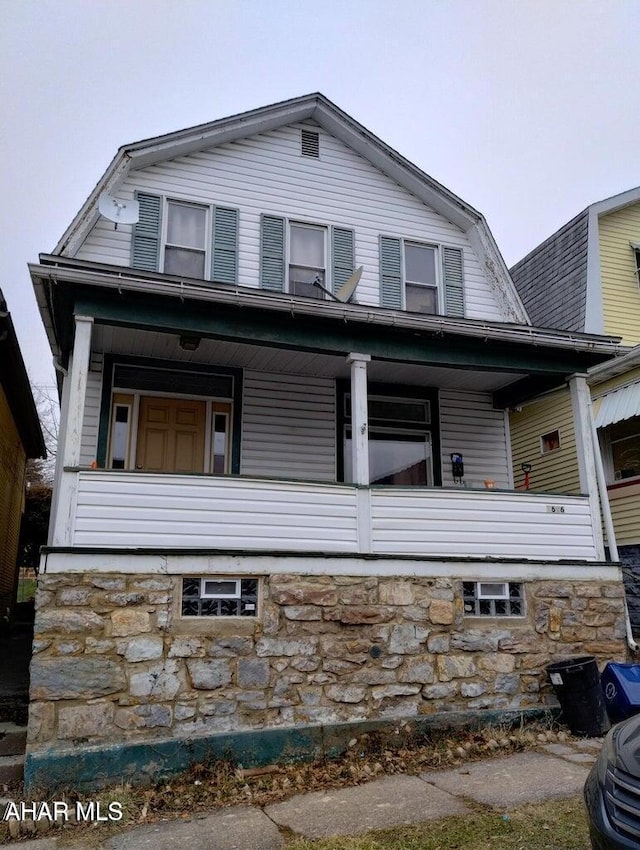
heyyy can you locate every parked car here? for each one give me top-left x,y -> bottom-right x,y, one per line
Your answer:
584,713 -> 640,848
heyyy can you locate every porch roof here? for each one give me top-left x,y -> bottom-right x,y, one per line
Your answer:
31,256 -> 623,409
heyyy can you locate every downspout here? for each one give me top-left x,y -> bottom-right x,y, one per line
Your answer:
586,392 -> 638,652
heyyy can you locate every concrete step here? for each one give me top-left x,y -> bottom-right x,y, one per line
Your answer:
0,753 -> 24,784
0,722 -> 27,756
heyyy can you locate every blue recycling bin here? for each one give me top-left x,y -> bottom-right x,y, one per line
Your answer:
601,662 -> 640,723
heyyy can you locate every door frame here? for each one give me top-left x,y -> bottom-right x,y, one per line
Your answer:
98,356 -> 242,473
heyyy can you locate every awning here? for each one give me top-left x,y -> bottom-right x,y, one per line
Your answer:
594,381 -> 640,428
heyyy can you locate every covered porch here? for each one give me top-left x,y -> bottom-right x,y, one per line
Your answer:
39,261 -> 621,562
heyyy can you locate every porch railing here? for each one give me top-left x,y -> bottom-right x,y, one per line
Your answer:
53,470 -> 599,561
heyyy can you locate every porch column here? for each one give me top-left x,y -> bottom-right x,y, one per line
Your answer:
49,316 -> 93,548
569,374 -> 605,559
347,352 -> 370,485
61,315 -> 93,468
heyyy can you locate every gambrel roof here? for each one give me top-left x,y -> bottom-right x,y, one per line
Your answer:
54,93 -> 529,324
511,186 -> 640,334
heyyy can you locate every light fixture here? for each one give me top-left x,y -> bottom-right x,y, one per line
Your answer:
179,335 -> 201,351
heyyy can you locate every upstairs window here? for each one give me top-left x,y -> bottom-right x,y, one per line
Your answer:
405,243 -> 438,314
289,223 -> 326,299
132,193 -> 238,283
380,237 -> 464,317
164,201 -> 207,278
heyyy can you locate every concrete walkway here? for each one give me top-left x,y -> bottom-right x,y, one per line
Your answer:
16,738 -> 602,849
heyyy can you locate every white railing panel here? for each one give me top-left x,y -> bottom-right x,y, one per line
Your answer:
73,472 -> 359,552
370,488 -> 597,560
69,472 -> 598,561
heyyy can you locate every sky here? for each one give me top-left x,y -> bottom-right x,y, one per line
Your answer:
1,0 -> 639,390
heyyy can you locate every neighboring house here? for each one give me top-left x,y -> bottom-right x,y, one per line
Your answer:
27,94 -> 629,791
509,189 -> 640,590
0,290 -> 46,622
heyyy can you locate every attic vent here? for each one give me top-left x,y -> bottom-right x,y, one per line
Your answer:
301,130 -> 319,158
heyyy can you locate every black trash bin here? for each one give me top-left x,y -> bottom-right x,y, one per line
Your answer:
547,655 -> 609,737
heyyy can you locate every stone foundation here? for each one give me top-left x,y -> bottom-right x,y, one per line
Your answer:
27,571 -> 627,788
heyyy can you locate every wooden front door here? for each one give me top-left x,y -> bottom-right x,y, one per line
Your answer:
136,397 -> 206,473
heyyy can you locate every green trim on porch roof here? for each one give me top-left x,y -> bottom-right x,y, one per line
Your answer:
71,287 -> 608,376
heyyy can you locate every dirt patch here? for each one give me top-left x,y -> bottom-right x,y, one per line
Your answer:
0,718 -> 585,846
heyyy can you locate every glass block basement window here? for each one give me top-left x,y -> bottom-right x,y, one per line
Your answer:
181,577 -> 258,617
463,581 -> 524,617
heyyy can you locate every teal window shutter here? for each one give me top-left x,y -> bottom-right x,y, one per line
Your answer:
331,227 -> 354,293
443,247 -> 465,317
380,236 -> 402,309
260,215 -> 286,291
132,193 -> 161,271
212,207 -> 239,284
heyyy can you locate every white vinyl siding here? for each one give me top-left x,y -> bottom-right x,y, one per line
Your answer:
79,370 -> 103,466
65,470 -> 597,560
369,490 -> 595,560
72,473 -> 359,552
241,372 -> 335,481
439,390 -> 510,488
76,123 -> 504,321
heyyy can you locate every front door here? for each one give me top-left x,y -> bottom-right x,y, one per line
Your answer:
136,397 -> 206,473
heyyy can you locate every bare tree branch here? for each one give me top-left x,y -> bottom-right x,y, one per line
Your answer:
27,383 -> 59,486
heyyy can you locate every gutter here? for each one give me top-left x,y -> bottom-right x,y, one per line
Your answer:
588,343 -> 640,385
30,261 -> 623,356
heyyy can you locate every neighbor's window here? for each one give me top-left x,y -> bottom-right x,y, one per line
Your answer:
164,201 -> 207,278
405,242 -> 438,314
181,577 -> 258,617
610,417 -> 640,481
540,429 -> 561,454
463,581 -> 524,617
289,223 -> 326,299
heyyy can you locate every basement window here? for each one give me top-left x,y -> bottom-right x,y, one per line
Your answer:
463,581 -> 524,617
181,577 -> 258,617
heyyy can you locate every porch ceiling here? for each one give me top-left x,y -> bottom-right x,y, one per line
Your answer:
35,266 -> 621,408
91,324 -> 525,392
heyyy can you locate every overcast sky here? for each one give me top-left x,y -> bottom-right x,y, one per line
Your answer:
2,0 -> 638,389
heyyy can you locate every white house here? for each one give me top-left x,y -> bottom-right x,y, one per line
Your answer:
27,94 -> 629,791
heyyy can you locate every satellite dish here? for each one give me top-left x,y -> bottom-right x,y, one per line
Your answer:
335,266 -> 362,303
98,193 -> 140,229
312,265 -> 363,303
